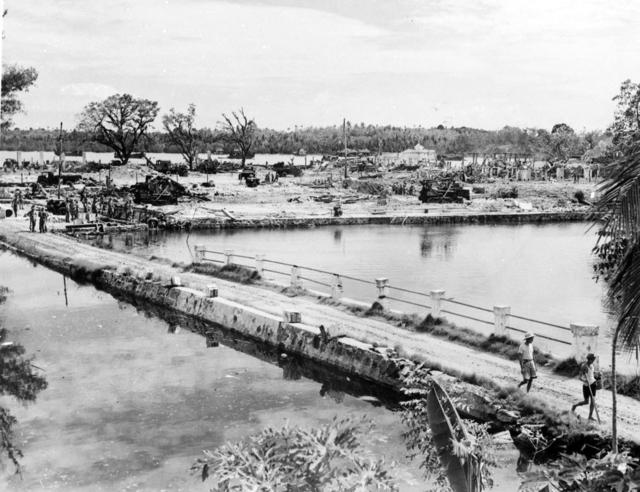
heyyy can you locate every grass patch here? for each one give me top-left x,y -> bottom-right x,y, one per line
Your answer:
553,357 -> 581,378
185,262 -> 261,284
415,314 -> 553,367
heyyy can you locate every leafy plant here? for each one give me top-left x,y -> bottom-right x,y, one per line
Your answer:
398,362 -> 497,491
0,324 -> 48,471
520,451 -> 640,491
192,416 -> 397,491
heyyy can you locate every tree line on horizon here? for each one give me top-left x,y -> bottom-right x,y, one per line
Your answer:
0,118 -> 612,160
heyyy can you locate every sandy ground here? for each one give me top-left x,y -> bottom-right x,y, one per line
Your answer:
1,219 -> 638,447
0,164 -> 595,222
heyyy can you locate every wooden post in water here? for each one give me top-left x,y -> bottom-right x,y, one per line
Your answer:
57,122 -> 63,199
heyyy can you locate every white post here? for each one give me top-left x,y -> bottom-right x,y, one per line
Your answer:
39,151 -> 44,166
493,305 -> 510,337
331,274 -> 343,300
205,284 -> 218,298
16,151 -> 22,168
283,310 -> 301,323
193,244 -> 205,263
255,254 -> 265,275
82,151 -> 87,165
430,290 -> 445,318
570,323 -> 599,361
290,265 -> 302,289
224,249 -> 233,266
375,277 -> 389,309
170,276 -> 181,287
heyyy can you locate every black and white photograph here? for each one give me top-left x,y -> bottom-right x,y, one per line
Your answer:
1,1 -> 640,490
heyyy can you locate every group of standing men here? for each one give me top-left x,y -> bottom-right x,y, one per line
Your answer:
26,205 -> 48,233
518,332 -> 600,421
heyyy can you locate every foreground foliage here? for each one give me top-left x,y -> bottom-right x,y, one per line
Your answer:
0,286 -> 48,471
521,452 -> 640,491
399,362 -> 496,491
192,416 -> 397,491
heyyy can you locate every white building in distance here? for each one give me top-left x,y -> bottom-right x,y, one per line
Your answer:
399,144 -> 437,165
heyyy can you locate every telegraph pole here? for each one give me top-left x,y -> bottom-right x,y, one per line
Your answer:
343,118 -> 348,179
57,122 -> 63,198
0,0 -> 4,148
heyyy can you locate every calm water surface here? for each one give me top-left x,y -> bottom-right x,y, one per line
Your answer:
0,251 -> 430,491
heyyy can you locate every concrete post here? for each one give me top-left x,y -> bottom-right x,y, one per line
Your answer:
170,276 -> 181,287
193,244 -> 205,263
205,284 -> 218,297
493,305 -> 511,337
290,266 -> 302,289
16,151 -> 22,168
570,323 -> 599,361
38,151 -> 44,166
82,151 -> 87,165
224,249 -> 233,266
331,274 -> 343,300
375,278 -> 389,308
255,254 -> 265,275
283,310 -> 301,323
430,290 -> 445,318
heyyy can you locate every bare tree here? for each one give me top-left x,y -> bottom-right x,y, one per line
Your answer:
220,108 -> 257,166
163,103 -> 199,170
77,93 -> 159,166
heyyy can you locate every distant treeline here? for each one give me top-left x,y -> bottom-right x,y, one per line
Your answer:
0,124 -> 611,159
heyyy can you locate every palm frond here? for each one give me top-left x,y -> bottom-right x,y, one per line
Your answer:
595,146 -> 640,351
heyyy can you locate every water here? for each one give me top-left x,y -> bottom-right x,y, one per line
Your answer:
0,250 -> 430,490
88,222 -> 622,365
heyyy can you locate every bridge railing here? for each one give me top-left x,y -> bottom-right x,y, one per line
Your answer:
192,245 -> 598,357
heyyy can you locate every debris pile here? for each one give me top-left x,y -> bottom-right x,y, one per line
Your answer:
129,175 -> 193,205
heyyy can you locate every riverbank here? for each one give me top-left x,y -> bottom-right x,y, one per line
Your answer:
0,219 -> 638,450
168,209 -> 591,230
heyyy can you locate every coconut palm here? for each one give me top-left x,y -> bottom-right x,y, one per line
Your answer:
593,146 -> 640,454
593,79 -> 640,453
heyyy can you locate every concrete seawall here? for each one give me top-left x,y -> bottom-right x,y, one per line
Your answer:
174,210 -> 589,230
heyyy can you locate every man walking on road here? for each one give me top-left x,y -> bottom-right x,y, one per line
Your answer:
571,353 -> 599,421
518,332 -> 536,393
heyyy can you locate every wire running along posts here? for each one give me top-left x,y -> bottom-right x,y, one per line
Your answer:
194,246 -> 576,347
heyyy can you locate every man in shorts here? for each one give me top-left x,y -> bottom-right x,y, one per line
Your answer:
571,353 -> 598,421
518,332 -> 536,393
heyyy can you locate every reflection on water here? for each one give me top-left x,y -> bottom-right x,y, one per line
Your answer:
420,228 -> 459,260
0,250 -> 442,491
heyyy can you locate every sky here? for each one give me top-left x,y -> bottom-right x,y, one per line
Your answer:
2,0 -> 640,131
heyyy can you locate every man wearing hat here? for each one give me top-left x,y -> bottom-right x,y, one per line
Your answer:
571,353 -> 598,420
518,332 -> 536,392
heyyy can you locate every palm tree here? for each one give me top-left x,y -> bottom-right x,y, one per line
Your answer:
593,142 -> 640,453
